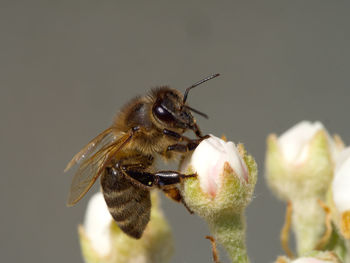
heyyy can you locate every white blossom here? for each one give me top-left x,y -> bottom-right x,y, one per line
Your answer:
278,121 -> 337,165
186,135 -> 248,197
84,192 -> 112,256
332,147 -> 350,213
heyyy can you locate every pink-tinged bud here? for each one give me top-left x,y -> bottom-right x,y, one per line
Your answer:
188,135 -> 249,197
181,134 -> 257,219
180,134 -> 257,263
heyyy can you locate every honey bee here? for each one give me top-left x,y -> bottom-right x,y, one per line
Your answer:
65,74 -> 220,239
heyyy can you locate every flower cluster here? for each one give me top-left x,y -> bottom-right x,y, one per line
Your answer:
265,121 -> 342,254
74,120 -> 350,263
78,135 -> 258,263
265,121 -> 350,262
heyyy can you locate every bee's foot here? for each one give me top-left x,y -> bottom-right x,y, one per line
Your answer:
182,173 -> 197,179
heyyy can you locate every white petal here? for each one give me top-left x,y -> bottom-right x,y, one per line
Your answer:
278,121 -> 336,164
190,137 -> 223,196
335,147 -> 350,173
333,147 -> 350,212
278,121 -> 323,164
223,141 -> 248,183
84,192 -> 112,256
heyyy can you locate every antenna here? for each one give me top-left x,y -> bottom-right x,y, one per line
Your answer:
183,73 -> 220,103
183,105 -> 208,119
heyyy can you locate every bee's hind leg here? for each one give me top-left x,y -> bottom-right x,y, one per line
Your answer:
123,169 -> 196,214
151,170 -> 196,214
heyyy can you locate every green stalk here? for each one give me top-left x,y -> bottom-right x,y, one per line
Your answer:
345,240 -> 350,263
209,212 -> 249,263
292,197 -> 325,255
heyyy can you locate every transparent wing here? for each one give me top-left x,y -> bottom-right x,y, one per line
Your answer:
65,127 -> 116,172
66,131 -> 133,206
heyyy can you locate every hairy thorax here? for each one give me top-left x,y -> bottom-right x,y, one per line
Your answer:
113,95 -> 182,159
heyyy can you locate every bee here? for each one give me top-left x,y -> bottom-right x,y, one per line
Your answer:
65,73 -> 220,239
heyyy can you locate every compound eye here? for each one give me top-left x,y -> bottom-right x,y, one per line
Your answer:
153,100 -> 176,124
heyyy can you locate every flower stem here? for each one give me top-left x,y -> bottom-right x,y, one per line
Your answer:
292,197 -> 326,255
345,240 -> 350,263
208,212 -> 249,263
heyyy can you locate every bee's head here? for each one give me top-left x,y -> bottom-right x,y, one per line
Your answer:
152,87 -> 196,131
151,73 -> 219,137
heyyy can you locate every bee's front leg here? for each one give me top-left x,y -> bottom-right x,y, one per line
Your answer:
192,123 -> 206,138
163,128 -> 208,142
166,143 -> 197,153
162,128 -> 208,153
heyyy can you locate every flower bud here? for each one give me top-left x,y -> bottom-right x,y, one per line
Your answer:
78,191 -> 173,263
265,121 -> 339,201
181,135 -> 257,218
180,135 -> 257,263
265,121 -> 344,255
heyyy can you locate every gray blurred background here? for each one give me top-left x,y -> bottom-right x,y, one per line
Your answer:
1,1 -> 350,262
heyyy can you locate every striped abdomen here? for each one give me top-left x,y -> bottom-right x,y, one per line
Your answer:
100,168 -> 151,239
